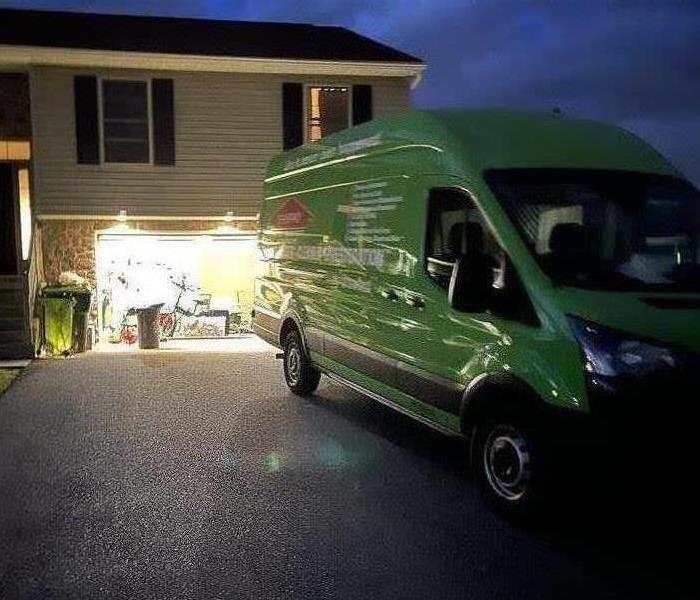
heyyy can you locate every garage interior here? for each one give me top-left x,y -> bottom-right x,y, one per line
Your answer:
95,230 -> 257,345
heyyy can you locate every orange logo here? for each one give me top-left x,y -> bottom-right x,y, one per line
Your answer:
273,197 -> 312,230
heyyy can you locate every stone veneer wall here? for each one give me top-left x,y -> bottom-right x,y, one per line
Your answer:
39,219 -> 259,287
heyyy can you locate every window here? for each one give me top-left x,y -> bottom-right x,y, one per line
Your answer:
486,168 -> 700,292
306,86 -> 350,142
425,188 -> 538,323
426,189 -> 501,289
101,80 -> 150,163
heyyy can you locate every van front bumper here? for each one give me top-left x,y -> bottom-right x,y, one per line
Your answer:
541,364 -> 699,491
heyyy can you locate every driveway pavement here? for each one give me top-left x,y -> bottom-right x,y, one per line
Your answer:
0,340 -> 694,599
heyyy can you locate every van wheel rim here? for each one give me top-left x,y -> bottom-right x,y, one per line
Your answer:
286,344 -> 301,386
483,425 -> 531,502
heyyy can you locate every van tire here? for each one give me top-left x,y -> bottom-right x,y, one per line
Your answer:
471,412 -> 546,520
283,329 -> 321,396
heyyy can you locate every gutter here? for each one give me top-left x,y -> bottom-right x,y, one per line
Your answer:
0,44 -> 426,84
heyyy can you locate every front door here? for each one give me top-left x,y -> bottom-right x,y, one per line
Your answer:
0,163 -> 19,275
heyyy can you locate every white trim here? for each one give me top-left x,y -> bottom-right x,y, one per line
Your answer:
410,70 -> 424,90
37,214 -> 260,221
0,45 -> 425,82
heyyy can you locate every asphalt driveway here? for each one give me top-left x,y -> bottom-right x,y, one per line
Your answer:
0,340 -> 694,599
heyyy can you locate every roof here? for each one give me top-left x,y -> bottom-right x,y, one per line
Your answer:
428,109 -> 676,174
266,109 -> 677,183
0,8 -> 423,64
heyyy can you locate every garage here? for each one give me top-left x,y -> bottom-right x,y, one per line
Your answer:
95,231 -> 257,343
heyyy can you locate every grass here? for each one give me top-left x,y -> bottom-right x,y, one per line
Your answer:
0,370 -> 19,395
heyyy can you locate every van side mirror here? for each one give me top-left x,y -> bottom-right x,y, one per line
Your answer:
448,255 -> 491,312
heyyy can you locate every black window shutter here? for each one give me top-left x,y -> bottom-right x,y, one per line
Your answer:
74,76 -> 100,164
282,82 -> 303,150
352,85 -> 373,126
152,78 -> 176,165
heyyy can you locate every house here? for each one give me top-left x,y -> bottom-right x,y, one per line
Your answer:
0,8 -> 424,357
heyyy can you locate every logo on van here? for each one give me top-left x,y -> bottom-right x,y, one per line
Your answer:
273,197 -> 313,230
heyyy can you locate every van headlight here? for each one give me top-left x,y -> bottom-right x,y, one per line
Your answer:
568,316 -> 679,379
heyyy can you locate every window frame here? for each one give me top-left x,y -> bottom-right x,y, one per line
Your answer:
303,83 -> 353,144
98,76 -> 154,166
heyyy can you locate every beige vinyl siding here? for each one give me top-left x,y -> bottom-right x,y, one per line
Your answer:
30,66 -> 411,218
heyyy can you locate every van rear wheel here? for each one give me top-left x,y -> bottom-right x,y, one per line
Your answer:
472,414 -> 545,519
283,330 -> 321,396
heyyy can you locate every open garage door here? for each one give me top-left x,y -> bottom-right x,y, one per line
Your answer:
96,231 -> 257,341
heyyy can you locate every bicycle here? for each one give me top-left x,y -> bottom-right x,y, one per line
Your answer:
159,275 -> 231,339
119,308 -> 138,346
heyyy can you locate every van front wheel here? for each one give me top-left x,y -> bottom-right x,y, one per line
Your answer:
472,416 -> 545,518
283,330 -> 321,396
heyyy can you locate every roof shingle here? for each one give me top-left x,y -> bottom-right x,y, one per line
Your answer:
0,8 -> 423,64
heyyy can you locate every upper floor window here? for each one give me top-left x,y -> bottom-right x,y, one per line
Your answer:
75,76 -> 174,166
101,79 -> 151,164
282,82 -> 371,150
306,86 -> 350,142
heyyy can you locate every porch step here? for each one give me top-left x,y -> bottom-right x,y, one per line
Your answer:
0,305 -> 25,319
0,307 -> 26,320
0,317 -> 25,332
0,276 -> 32,359
0,287 -> 26,317
0,341 -> 33,360
0,286 -> 24,301
0,276 -> 23,291
0,330 -> 30,344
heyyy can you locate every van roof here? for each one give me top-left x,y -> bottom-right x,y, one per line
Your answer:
266,109 -> 679,184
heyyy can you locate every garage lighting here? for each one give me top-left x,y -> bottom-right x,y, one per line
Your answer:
224,211 -> 234,223
117,209 -> 128,222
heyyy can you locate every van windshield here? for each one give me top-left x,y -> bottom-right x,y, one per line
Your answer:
485,169 -> 700,292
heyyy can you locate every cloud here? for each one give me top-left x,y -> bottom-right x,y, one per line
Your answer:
400,2 -> 700,181
3,0 -> 700,182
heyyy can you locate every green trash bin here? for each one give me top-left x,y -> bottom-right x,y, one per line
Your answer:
42,296 -> 75,356
42,286 -> 93,355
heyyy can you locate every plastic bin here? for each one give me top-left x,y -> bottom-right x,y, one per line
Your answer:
136,304 -> 162,350
42,296 -> 75,355
42,286 -> 93,354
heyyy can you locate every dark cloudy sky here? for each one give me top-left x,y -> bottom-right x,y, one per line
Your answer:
5,0 -> 700,184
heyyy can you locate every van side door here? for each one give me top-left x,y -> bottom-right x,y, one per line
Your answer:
379,181 -> 537,429
312,177 -> 403,393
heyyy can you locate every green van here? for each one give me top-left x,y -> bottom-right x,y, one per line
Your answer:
253,110 -> 700,514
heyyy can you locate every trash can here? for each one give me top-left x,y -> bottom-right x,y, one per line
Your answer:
42,286 -> 93,354
70,289 -> 92,353
42,296 -> 75,356
136,304 -> 162,350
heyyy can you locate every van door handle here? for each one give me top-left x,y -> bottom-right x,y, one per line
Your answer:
380,289 -> 399,302
405,296 -> 425,309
